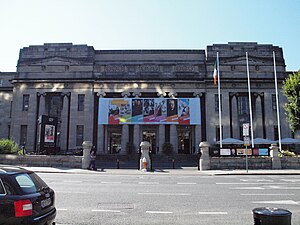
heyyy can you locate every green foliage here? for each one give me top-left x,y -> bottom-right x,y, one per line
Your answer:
283,70 -> 300,132
0,139 -> 23,155
279,149 -> 296,157
162,142 -> 173,156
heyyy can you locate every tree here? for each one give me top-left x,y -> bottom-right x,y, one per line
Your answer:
282,70 -> 300,132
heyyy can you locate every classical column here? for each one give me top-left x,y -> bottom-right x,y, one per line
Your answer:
158,124 -> 165,154
231,94 -> 239,139
133,125 -> 140,152
270,143 -> 281,169
97,92 -> 106,154
60,93 -> 70,152
193,92 -> 202,151
121,124 -> 129,154
254,93 -> 263,138
170,124 -> 178,154
223,92 -> 230,138
39,93 -> 46,116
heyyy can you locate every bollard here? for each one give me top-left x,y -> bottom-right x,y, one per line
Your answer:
142,157 -> 147,172
172,159 -> 175,169
252,207 -> 292,225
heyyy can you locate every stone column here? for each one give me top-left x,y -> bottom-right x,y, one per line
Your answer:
39,93 -> 46,116
231,94 -> 239,139
158,124 -> 165,154
60,93 -> 70,152
223,92 -> 230,138
133,125 -> 140,153
121,124 -> 129,154
254,94 -> 263,138
193,92 -> 202,152
199,141 -> 210,170
97,92 -> 106,154
170,124 -> 178,154
269,143 -> 281,169
82,141 -> 93,169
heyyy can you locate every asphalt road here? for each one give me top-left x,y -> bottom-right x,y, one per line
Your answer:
38,172 -> 300,225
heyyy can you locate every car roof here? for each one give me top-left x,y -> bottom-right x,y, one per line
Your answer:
0,165 -> 31,175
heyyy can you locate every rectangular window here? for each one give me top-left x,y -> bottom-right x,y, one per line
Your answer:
238,96 -> 249,115
274,125 -> 279,141
20,125 -> 27,146
0,79 -> 3,87
22,95 -> 29,111
76,125 -> 84,146
78,94 -> 85,111
215,94 -> 222,112
272,94 -> 277,111
215,126 -> 223,142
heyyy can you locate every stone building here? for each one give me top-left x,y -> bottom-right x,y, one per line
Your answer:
0,42 -> 292,155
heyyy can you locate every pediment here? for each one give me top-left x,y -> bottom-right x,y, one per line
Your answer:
27,57 -> 81,66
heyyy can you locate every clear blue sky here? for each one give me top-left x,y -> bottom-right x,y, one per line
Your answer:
0,0 -> 299,72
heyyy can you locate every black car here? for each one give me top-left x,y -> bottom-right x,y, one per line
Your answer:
0,166 -> 56,225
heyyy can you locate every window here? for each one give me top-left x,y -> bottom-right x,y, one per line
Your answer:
76,125 -> 84,146
22,94 -> 29,111
231,65 -> 235,71
238,96 -> 249,115
41,65 -> 46,71
215,94 -> 222,112
215,126 -> 223,142
255,65 -> 259,71
78,94 -> 85,111
20,125 -> 27,146
0,79 -> 3,87
0,179 -> 6,195
272,94 -> 277,111
274,125 -> 279,141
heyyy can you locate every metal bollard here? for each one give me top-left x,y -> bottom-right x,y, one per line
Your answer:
117,159 -> 120,169
252,207 -> 292,225
172,159 -> 175,169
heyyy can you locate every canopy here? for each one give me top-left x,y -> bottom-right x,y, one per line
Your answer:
277,138 -> 300,145
217,138 -> 243,145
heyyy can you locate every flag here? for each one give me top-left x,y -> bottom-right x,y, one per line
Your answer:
213,60 -> 217,86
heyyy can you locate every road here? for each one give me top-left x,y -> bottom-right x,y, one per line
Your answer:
38,172 -> 300,225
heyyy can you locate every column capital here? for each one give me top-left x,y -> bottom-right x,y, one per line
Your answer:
168,92 -> 177,98
132,92 -> 142,98
96,92 -> 106,98
157,92 -> 167,98
37,92 -> 46,97
121,92 -> 130,98
193,92 -> 203,98
61,92 -> 71,97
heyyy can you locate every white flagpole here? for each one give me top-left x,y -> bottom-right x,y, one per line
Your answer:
246,52 -> 254,148
217,52 -> 222,148
273,51 -> 282,151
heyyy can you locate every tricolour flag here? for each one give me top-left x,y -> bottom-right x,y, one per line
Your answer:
213,60 -> 217,86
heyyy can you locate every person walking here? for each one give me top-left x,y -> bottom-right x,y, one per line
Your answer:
88,146 -> 97,170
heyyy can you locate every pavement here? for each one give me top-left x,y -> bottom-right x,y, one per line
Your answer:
20,166 -> 300,176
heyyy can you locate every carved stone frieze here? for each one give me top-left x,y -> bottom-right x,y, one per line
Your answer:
140,65 -> 159,73
175,65 -> 195,72
105,65 -> 125,73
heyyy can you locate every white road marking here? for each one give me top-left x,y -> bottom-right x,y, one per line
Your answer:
230,187 -> 265,190
101,182 -> 122,184
57,208 -> 68,211
241,193 -> 295,196
216,183 -> 287,185
177,182 -> 197,185
63,180 -> 82,183
198,212 -> 228,215
138,182 -> 159,185
138,192 -> 191,196
92,209 -> 121,213
146,211 -> 173,214
252,200 -> 299,205
56,191 -> 87,194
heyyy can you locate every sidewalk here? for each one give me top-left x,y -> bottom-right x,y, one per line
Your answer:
22,166 -> 300,176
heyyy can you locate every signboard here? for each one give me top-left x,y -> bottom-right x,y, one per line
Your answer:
243,123 -> 249,136
98,98 -> 201,125
244,136 -> 250,146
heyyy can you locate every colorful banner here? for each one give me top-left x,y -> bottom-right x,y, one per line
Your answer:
98,98 -> 201,125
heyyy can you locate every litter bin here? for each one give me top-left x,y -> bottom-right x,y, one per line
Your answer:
252,207 -> 292,225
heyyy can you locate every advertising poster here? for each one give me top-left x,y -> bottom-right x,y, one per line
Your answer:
237,148 -> 252,156
44,124 -> 55,143
259,148 -> 269,156
220,148 -> 231,156
98,98 -> 201,125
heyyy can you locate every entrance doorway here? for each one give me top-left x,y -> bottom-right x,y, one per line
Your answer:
178,126 -> 192,154
142,129 -> 157,154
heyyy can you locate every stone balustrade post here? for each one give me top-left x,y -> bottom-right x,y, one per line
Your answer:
199,141 -> 210,170
269,143 -> 282,169
82,141 -> 93,169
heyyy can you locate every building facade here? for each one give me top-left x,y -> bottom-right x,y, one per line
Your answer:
0,42 -> 292,155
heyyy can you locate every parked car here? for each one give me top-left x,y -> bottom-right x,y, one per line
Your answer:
0,165 -> 56,225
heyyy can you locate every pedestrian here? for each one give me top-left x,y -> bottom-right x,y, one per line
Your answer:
88,146 -> 97,170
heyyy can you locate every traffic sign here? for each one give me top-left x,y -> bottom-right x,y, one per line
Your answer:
243,123 -> 249,136
244,136 -> 250,146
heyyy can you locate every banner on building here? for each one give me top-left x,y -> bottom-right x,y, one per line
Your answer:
98,98 -> 201,125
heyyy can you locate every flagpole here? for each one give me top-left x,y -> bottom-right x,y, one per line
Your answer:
273,51 -> 282,151
246,52 -> 254,148
217,52 -> 222,148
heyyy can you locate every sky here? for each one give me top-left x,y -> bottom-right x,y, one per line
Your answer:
0,0 -> 299,72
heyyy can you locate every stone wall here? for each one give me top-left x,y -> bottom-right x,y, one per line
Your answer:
0,155 -> 82,168
210,157 -> 300,170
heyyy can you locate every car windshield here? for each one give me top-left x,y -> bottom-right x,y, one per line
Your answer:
13,172 -> 48,194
